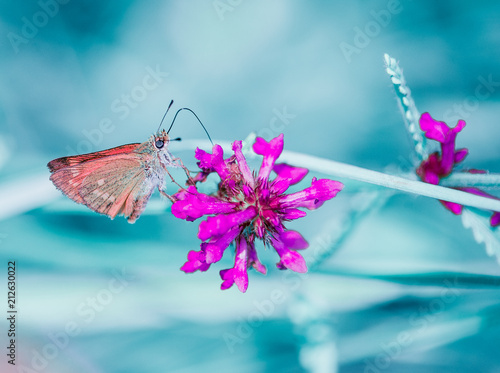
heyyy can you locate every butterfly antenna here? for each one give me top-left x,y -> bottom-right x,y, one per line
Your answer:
157,100 -> 174,134
167,108 -> 213,146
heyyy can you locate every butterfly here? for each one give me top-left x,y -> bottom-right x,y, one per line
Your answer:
48,129 -> 191,223
47,101 -> 213,223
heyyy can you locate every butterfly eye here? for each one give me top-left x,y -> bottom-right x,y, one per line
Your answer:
155,139 -> 164,149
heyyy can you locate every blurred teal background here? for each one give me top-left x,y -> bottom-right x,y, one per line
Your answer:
1,1 -> 500,372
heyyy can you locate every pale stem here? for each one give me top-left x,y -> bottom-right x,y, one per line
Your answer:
176,139 -> 500,212
440,173 -> 500,189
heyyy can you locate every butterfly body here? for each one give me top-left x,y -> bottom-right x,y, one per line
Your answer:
48,130 -> 185,223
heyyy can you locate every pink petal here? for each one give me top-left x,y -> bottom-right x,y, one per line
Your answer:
271,236 -> 308,273
191,170 -> 211,184
419,112 -> 449,143
279,230 -> 309,250
254,218 -> 266,239
491,212 -> 500,227
180,250 -> 210,273
440,134 -> 460,174
299,200 -> 327,210
466,169 -> 487,174
203,226 -> 241,264
260,209 -> 280,229
270,164 -> 310,195
195,148 -> 215,170
253,134 -> 284,181
439,200 -> 463,215
220,237 -> 249,292
453,119 -> 466,133
454,148 -> 468,163
194,145 -> 232,180
459,187 -> 500,201
458,187 -> 500,227
422,170 -> 440,185
198,206 -> 257,241
232,140 -> 255,187
418,114 -> 466,175
242,185 -> 253,198
270,179 -> 290,195
281,208 -> 307,220
278,178 -> 344,209
273,163 -> 309,185
247,238 -> 267,274
210,145 -> 231,181
172,186 -> 236,221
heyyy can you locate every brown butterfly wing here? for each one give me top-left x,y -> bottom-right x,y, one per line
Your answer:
50,154 -> 156,223
78,157 -> 153,223
47,143 -> 140,172
49,159 -> 101,204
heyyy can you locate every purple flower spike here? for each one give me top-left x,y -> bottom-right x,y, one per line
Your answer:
417,113 -> 499,226
173,134 -> 343,292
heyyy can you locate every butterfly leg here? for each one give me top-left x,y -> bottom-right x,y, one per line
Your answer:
159,188 -> 176,203
158,167 -> 184,203
173,157 -> 196,186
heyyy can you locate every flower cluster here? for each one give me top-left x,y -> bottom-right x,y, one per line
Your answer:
417,112 -> 500,226
172,134 -> 344,292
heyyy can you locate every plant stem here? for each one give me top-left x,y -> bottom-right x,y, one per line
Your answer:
384,53 -> 427,161
176,139 -> 500,212
441,173 -> 500,189
281,149 -> 500,211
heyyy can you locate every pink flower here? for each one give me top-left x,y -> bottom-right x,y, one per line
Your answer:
172,134 -> 344,292
417,113 -> 500,226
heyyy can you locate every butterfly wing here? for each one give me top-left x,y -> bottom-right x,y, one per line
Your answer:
49,153 -> 157,223
79,157 -> 154,223
47,143 -> 140,172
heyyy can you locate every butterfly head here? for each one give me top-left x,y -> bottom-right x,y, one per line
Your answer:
150,129 -> 176,167
154,129 -> 169,150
